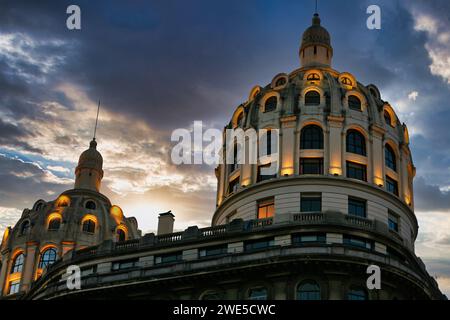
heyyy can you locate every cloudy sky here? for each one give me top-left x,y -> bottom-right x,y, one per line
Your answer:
0,0 -> 449,296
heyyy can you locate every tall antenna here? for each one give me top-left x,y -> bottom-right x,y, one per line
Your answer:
93,100 -> 100,141
315,0 -> 318,14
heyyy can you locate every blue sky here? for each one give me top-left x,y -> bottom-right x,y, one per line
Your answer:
0,0 -> 449,296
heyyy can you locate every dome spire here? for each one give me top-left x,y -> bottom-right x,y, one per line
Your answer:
299,6 -> 333,68
93,99 -> 100,143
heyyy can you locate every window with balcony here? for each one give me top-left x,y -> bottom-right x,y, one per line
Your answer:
348,197 -> 367,218
38,248 -> 57,269
346,161 -> 367,181
228,177 -> 240,194
301,194 -> 322,212
11,253 -> 24,274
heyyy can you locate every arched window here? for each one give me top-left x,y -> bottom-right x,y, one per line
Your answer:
385,145 -> 397,171
38,248 -> 57,269
348,95 -> 361,111
48,217 -> 61,231
275,77 -> 286,87
307,73 -> 320,81
384,110 -> 392,126
264,96 -> 277,112
305,91 -> 320,105
116,229 -> 126,242
82,219 -> 96,233
85,201 -> 96,210
347,287 -> 367,300
346,130 -> 366,156
300,125 -> 323,149
297,280 -> 321,300
248,287 -> 268,300
11,253 -> 24,273
20,220 -> 30,235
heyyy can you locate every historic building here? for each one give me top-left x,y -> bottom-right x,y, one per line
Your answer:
0,13 -> 445,300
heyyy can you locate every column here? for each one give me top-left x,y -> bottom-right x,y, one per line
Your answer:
327,115 -> 344,175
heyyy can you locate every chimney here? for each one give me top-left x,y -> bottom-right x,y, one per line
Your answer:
157,210 -> 175,235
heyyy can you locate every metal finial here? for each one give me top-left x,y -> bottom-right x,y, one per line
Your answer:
315,0 -> 318,14
93,100 -> 100,141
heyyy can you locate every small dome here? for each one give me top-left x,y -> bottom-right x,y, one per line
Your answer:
300,13 -> 331,51
77,139 -> 103,172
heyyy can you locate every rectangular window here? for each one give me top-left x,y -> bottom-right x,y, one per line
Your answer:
346,161 -> 367,181
154,252 -> 182,265
257,163 -> 277,182
300,158 -> 323,175
8,280 -> 20,295
292,233 -> 326,245
199,244 -> 228,258
229,178 -> 239,194
343,235 -> 373,250
257,198 -> 275,219
301,193 -> 322,212
386,176 -> 399,196
388,211 -> 399,232
112,259 -> 139,271
244,237 -> 275,252
348,197 -> 367,218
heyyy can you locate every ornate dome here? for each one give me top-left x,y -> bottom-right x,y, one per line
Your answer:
300,13 -> 331,51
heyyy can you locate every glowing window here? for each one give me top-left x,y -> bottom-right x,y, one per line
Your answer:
257,198 -> 274,219
341,77 -> 353,86
307,73 -> 320,81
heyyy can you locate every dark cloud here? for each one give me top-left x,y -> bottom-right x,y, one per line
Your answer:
414,177 -> 450,212
0,118 -> 42,153
0,155 -> 70,208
